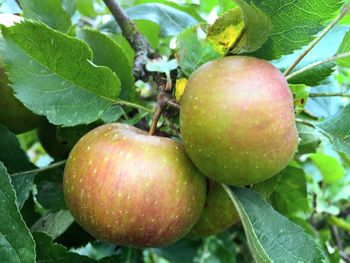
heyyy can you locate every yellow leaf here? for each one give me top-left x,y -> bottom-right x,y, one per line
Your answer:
175,78 -> 188,102
207,8 -> 245,55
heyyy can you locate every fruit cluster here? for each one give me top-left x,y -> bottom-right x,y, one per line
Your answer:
0,16 -> 297,248
63,56 -> 298,247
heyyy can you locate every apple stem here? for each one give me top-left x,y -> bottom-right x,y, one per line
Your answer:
286,52 -> 350,80
149,102 -> 163,135
10,160 -> 67,177
284,4 -> 350,76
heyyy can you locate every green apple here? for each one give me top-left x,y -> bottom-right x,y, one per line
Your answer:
180,56 -> 298,186
0,14 -> 44,134
187,180 -> 239,238
63,123 -> 207,248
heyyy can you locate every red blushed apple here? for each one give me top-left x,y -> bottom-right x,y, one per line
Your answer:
63,123 -> 207,248
180,56 -> 298,186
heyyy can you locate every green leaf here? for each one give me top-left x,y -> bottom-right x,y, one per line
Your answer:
135,0 -> 204,20
194,234 -> 237,263
207,1 -> 270,55
297,124 -> 322,155
234,0 -> 271,53
306,78 -> 344,118
36,179 -> 66,210
337,29 -> 350,66
0,125 -> 35,208
71,242 -> 118,261
20,0 -> 72,33
289,84 -> 310,114
34,231 -> 97,262
62,0 -> 77,17
99,20 -> 160,66
135,20 -> 160,49
100,105 -> 124,123
78,28 -> 135,101
253,173 -> 282,202
35,165 -> 66,211
310,153 -> 345,184
0,162 -> 35,263
152,239 -> 202,263
270,167 -> 310,216
126,3 -> 197,36
252,0 -> 344,60
275,26 -> 347,86
199,0 -> 236,14
31,210 -> 74,239
176,25 -> 221,77
224,186 -> 327,263
0,21 -> 121,127
76,0 -> 96,17
56,123 -> 98,150
318,104 -> 350,158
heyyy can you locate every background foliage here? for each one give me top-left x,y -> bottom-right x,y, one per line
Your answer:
0,0 -> 350,262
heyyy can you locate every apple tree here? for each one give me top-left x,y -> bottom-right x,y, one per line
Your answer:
0,0 -> 350,262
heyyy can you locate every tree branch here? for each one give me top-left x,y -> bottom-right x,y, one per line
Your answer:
163,112 -> 181,137
286,52 -> 350,80
103,0 -> 178,136
103,0 -> 153,80
330,226 -> 350,263
11,160 -> 66,177
309,92 -> 350,98
284,4 -> 350,76
166,100 -> 180,110
115,99 -> 153,113
295,118 -> 317,129
14,0 -> 21,8
302,109 -> 319,120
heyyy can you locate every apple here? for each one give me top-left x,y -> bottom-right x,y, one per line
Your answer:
187,180 -> 239,238
180,56 -> 298,186
0,14 -> 44,134
63,123 -> 207,248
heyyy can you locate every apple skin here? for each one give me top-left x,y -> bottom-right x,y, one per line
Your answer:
0,14 -> 44,134
187,180 -> 239,238
180,56 -> 298,186
63,123 -> 207,248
